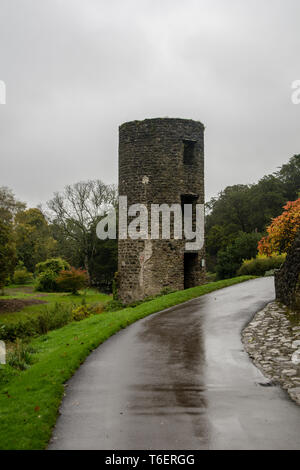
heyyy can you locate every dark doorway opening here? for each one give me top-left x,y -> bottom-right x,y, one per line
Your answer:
184,252 -> 198,289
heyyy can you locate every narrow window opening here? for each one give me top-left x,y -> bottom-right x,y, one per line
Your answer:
181,194 -> 199,233
181,194 -> 198,209
183,140 -> 196,165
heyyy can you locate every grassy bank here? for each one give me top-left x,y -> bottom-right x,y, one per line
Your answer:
0,275 -> 254,450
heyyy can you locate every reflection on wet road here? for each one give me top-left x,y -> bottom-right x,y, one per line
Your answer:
49,278 -> 300,450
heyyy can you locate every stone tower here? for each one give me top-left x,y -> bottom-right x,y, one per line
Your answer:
118,118 -> 205,303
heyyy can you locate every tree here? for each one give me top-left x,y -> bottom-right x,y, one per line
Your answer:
258,198 -> 300,255
0,187 -> 22,288
56,268 -> 88,294
275,154 -> 300,201
205,223 -> 239,271
216,232 -> 262,279
35,257 -> 70,275
47,180 -> 117,277
14,208 -> 57,272
248,175 -> 286,230
88,238 -> 118,292
35,258 -> 70,292
0,221 -> 16,290
0,186 -> 26,224
50,219 -> 83,268
205,155 -> 299,272
13,263 -> 33,285
206,185 -> 253,233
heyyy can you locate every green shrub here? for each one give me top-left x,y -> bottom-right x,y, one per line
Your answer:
0,320 -> 36,342
13,267 -> 33,285
0,303 -> 74,342
265,269 -> 276,277
216,232 -> 262,279
6,339 -> 36,371
71,302 -> 104,321
89,303 -> 104,315
0,301 -> 105,342
237,254 -> 286,277
35,258 -> 70,292
205,272 -> 217,283
36,303 -> 73,333
71,305 -> 91,321
35,258 -> 70,275
56,268 -> 88,294
104,299 -> 125,312
35,269 -> 59,292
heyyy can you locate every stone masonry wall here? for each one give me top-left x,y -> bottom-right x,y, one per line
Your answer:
275,230 -> 300,311
118,118 -> 205,303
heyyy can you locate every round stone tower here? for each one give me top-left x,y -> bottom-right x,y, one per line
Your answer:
118,117 -> 205,303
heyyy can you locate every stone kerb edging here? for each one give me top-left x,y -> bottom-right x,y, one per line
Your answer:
242,301 -> 300,405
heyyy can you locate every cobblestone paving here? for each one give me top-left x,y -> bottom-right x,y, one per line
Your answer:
242,301 -> 300,405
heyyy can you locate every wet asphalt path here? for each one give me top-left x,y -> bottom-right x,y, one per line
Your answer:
49,278 -> 300,450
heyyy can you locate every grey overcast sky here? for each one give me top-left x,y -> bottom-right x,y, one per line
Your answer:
0,0 -> 300,208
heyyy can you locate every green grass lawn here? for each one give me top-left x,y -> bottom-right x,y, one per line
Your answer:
0,275 -> 254,450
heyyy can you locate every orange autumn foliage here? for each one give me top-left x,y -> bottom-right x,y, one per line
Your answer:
258,199 -> 300,256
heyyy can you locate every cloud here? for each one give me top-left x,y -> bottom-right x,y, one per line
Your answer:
0,0 -> 299,207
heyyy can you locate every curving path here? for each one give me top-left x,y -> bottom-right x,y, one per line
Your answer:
49,278 -> 300,450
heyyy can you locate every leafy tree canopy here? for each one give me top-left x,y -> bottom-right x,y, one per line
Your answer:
258,198 -> 300,255
47,180 -> 117,277
14,208 -> 57,272
0,186 -> 26,225
206,155 -> 300,272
